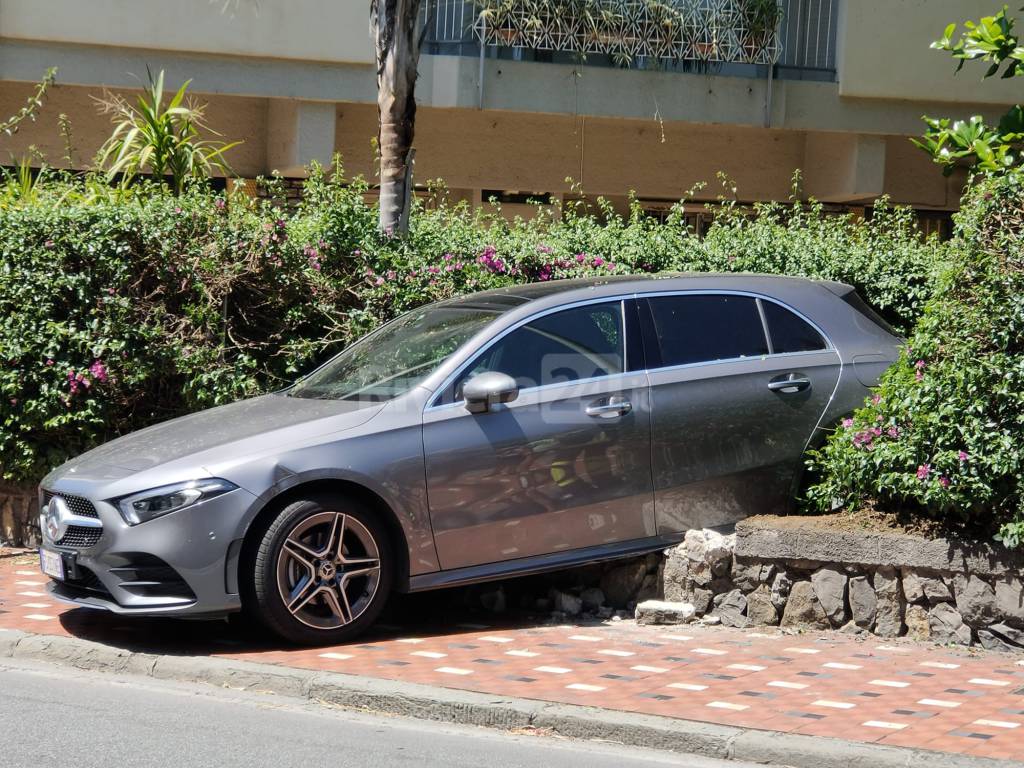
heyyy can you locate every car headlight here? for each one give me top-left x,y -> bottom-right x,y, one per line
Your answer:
116,479 -> 238,525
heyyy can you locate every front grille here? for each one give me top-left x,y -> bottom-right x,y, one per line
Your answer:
55,564 -> 113,600
109,554 -> 196,601
56,525 -> 103,549
44,490 -> 99,519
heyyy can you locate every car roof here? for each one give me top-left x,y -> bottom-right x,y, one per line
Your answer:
439,273 -> 849,313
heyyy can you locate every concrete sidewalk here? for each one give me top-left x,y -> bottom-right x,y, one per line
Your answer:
2,553 -> 1023,766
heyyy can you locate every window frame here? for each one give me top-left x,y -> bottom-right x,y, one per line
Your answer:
426,289 -> 835,411
637,290 -> 834,374
427,297 -> 640,410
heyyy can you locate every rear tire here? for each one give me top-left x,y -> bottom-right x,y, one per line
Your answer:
251,493 -> 393,646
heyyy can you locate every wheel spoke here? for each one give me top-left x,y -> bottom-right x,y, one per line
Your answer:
282,538 -> 318,573
341,563 -> 380,580
331,513 -> 348,562
321,585 -> 352,624
340,555 -> 380,568
285,575 -> 320,615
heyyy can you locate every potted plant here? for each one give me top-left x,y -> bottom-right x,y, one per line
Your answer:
739,0 -> 782,60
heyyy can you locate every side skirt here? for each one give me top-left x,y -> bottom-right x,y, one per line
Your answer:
406,534 -> 684,593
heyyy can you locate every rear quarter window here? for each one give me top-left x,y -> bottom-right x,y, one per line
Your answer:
645,294 -> 769,367
762,301 -> 827,353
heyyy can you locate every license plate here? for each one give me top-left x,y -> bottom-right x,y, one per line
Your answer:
39,548 -> 65,581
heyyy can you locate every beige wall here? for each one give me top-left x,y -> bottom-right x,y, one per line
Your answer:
0,82 -> 268,177
840,0 -> 1021,105
0,0 -> 373,65
336,103 -> 952,207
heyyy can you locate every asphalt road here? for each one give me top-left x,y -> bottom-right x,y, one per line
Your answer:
0,659 -> 767,768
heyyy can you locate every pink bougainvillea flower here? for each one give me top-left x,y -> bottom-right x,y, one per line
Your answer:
938,476 -> 951,488
592,257 -> 605,267
89,361 -> 108,383
45,359 -> 54,366
887,426 -> 899,438
841,417 -> 854,429
916,464 -> 931,481
374,277 -> 385,286
958,450 -> 968,462
575,253 -> 586,263
871,394 -> 882,405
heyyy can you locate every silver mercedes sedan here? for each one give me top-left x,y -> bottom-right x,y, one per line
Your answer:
38,274 -> 900,644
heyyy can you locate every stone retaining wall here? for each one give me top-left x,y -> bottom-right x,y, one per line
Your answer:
658,519 -> 1024,650
0,484 -> 39,548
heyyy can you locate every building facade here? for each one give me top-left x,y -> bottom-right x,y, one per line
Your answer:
0,0 -> 1017,226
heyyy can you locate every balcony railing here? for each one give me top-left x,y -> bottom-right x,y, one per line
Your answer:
423,0 -> 838,81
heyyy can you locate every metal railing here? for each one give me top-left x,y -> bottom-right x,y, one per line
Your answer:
422,0 -> 839,81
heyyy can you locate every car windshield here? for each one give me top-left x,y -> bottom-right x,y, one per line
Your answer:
288,305 -> 501,402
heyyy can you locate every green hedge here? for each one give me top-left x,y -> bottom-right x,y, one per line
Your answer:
0,167 -> 945,485
808,171 -> 1024,546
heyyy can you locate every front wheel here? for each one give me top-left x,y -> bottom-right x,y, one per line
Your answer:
252,494 -> 393,645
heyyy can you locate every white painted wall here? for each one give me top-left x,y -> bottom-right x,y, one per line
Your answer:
0,0 -> 373,65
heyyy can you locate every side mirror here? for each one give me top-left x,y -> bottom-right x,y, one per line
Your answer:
463,371 -> 519,414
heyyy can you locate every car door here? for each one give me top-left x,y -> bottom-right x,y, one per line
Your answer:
640,292 -> 841,534
421,299 -> 655,571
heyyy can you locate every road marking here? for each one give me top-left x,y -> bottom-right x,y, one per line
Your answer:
396,638 -> 425,644
707,701 -> 748,711
534,666 -> 572,674
16,591 -> 45,597
875,645 -> 909,652
569,635 -> 602,642
15,581 -> 43,586
728,664 -> 766,672
631,665 -> 668,674
435,667 -> 473,676
784,647 -> 820,655
410,651 -> 447,659
863,721 -> 906,731
659,634 -> 693,642
813,700 -> 856,710
668,683 -> 708,691
319,652 -> 353,660
920,661 -> 959,669
918,698 -> 961,708
479,636 -> 513,644
692,648 -> 728,656
869,679 -> 910,688
24,614 -> 53,621
598,649 -> 635,657
566,683 -> 605,692
768,681 -> 808,690
505,650 -> 540,658
823,662 -> 862,670
969,678 -> 1011,687
974,719 -> 1020,729
19,603 -> 50,609
14,570 -> 37,576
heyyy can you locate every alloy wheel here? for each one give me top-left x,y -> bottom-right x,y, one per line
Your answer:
274,511 -> 382,630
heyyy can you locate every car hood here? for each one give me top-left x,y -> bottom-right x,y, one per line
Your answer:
43,394 -> 384,486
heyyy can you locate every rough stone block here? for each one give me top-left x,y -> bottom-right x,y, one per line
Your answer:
904,604 -> 930,641
928,602 -> 972,646
873,566 -> 905,638
745,584 -> 778,626
848,575 -> 877,630
810,567 -> 848,627
635,600 -> 695,626
712,589 -> 747,628
780,581 -> 829,630
953,573 -> 998,629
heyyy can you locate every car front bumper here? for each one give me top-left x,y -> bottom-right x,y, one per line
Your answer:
40,485 -> 257,618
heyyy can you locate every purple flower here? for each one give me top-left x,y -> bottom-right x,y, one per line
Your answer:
88,360 -> 108,384
45,359 -> 54,367
939,476 -> 951,489
841,418 -> 854,429
958,450 -> 968,463
916,464 -> 931,481
871,394 -> 882,405
375,277 -> 385,286
575,253 -> 586,264
887,426 -> 899,438
593,257 -> 605,267
215,198 -> 226,211
44,240 -> 55,249
537,244 -> 553,254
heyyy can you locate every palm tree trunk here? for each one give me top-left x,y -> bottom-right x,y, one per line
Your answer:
372,0 -> 423,236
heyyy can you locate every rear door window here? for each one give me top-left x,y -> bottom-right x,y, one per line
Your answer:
644,294 -> 769,367
762,301 -> 827,354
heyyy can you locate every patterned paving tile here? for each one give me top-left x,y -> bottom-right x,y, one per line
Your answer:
2,553 -> 1023,761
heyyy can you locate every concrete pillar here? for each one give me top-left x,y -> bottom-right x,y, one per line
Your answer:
802,132 -> 886,203
265,99 -> 337,176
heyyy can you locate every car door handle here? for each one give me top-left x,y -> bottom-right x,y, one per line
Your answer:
768,375 -> 812,394
586,396 -> 632,418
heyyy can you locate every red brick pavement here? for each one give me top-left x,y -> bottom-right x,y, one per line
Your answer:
2,553 -> 1024,762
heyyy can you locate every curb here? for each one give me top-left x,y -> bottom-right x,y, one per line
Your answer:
0,629 -> 1019,768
